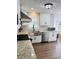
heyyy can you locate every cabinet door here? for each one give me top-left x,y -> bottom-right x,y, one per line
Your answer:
50,14 -> 54,27
32,36 -> 41,43
32,36 -> 37,43
36,36 -> 41,43
40,13 -> 50,26
49,32 -> 57,41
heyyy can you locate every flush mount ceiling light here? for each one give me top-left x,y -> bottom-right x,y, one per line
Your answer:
44,3 -> 53,9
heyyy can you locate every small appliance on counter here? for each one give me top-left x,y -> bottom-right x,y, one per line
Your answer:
47,27 -> 55,31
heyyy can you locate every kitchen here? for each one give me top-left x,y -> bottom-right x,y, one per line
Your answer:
17,0 -> 61,59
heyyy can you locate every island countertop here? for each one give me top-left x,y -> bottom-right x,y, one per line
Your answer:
17,40 -> 37,59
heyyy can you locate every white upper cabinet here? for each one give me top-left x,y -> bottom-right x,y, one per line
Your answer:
40,13 -> 54,27
40,13 -> 50,26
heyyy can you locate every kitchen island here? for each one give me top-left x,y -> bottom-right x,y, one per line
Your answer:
17,40 -> 37,59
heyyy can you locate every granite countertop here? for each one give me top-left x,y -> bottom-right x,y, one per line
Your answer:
17,40 -> 37,59
17,31 -> 29,35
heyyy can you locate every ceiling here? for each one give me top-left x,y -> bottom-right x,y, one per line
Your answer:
20,0 -> 61,14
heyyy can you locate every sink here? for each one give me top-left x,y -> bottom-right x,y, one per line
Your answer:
34,31 -> 42,36
29,31 -> 42,36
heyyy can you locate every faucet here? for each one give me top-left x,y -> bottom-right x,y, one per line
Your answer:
32,24 -> 35,32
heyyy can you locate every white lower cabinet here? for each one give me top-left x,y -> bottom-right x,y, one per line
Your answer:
48,31 -> 57,41
30,31 -> 57,43
31,35 -> 42,43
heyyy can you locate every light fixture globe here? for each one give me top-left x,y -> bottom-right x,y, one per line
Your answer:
44,3 -> 53,9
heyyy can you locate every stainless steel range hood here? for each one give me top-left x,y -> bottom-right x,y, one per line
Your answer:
21,11 -> 32,23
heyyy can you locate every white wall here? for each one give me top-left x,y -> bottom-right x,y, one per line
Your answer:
27,12 -> 40,30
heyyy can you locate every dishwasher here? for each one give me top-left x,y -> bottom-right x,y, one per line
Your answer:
42,32 -> 49,42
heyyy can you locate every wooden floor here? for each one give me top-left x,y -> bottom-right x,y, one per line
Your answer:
33,39 -> 61,59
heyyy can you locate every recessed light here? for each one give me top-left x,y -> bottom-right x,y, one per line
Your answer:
31,53 -> 35,56
31,8 -> 34,10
